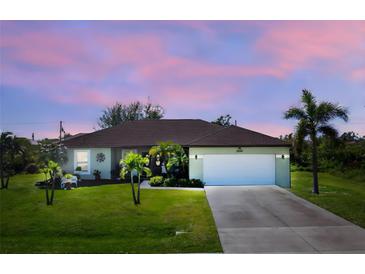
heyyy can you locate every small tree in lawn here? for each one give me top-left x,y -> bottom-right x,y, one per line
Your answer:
284,89 -> 348,194
40,160 -> 61,205
120,152 -> 151,205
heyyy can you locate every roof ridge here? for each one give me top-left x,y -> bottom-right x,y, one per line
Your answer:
229,125 -> 288,144
187,125 -> 228,145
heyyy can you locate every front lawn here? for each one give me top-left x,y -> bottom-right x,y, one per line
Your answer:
0,174 -> 222,253
291,171 -> 365,228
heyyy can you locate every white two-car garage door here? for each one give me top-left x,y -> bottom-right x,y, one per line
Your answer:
203,154 -> 275,185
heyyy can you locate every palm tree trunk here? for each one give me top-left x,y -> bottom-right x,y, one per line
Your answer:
137,175 -> 141,204
130,173 -> 138,205
5,176 -> 9,188
0,151 -> 5,189
311,133 -> 319,194
49,180 -> 55,205
45,182 -> 50,205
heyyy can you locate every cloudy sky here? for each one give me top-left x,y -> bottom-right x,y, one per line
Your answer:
0,21 -> 364,139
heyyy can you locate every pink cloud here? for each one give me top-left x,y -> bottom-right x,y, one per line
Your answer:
255,21 -> 365,76
2,21 -> 364,112
1,31 -> 87,67
156,82 -> 239,110
350,68 -> 365,81
138,57 -> 285,81
1,29 -> 284,108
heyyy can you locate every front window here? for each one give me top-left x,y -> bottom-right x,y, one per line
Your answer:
74,150 -> 90,173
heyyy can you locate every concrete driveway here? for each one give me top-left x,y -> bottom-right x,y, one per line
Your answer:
205,186 -> 365,253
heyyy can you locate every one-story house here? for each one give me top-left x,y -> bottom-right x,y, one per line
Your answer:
62,119 -> 291,187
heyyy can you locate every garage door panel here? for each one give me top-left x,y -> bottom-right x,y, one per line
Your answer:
203,154 -> 275,185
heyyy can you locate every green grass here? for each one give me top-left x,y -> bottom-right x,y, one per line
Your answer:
291,171 -> 365,228
0,174 -> 222,253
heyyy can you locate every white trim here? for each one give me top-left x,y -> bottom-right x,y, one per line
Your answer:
74,149 -> 91,175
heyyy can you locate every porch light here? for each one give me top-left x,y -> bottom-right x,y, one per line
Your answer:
195,154 -> 197,160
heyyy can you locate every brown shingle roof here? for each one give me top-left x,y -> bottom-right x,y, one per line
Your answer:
188,125 -> 289,147
63,119 -> 290,148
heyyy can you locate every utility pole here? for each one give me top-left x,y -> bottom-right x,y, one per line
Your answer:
59,121 -> 63,143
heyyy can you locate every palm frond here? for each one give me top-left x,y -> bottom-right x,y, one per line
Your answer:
316,102 -> 349,123
318,125 -> 338,138
301,89 -> 316,106
300,89 -> 317,118
284,107 -> 306,120
143,167 -> 152,177
295,119 -> 310,140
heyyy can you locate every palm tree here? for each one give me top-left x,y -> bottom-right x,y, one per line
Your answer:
40,160 -> 61,205
166,146 -> 188,178
120,152 -> 151,205
0,132 -> 23,189
284,89 -> 348,194
47,160 -> 61,205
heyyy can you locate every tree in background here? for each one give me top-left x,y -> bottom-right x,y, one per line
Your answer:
120,152 -> 151,205
11,137 -> 38,173
0,132 -> 24,189
98,101 -> 165,128
212,114 -> 232,127
38,139 -> 68,166
284,89 -> 348,194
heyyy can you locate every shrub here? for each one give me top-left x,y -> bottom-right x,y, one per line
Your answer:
64,173 -> 74,179
149,176 -> 164,186
189,178 -> 205,188
177,178 -> 189,187
25,163 -> 39,174
163,177 -> 177,187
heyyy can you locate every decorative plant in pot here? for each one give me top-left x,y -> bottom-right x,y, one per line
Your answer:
93,169 -> 101,182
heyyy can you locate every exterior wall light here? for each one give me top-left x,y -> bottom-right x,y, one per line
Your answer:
195,154 -> 198,160
276,154 -> 290,159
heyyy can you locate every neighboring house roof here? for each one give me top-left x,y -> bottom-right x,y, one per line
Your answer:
63,119 -> 290,148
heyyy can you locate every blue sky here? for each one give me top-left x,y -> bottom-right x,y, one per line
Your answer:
1,21 -> 364,139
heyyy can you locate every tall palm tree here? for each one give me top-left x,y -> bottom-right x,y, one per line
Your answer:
284,89 -> 348,194
120,152 -> 151,205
